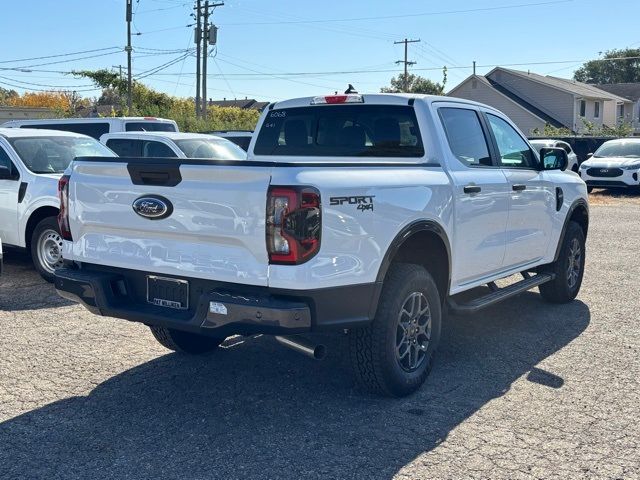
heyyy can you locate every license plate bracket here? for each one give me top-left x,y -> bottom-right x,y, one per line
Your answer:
147,275 -> 189,310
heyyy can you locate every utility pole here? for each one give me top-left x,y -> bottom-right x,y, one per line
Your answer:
200,1 -> 223,120
194,0 -> 202,118
112,65 -> 124,81
126,0 -> 133,112
394,38 -> 420,92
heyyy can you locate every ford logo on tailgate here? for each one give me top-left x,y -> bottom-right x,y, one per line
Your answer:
132,195 -> 173,220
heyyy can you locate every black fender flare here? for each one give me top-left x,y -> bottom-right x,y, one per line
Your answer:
376,219 -> 452,289
553,198 -> 589,262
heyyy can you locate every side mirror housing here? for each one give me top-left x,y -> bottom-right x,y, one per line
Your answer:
0,165 -> 12,180
539,147 -> 568,171
587,152 -> 594,159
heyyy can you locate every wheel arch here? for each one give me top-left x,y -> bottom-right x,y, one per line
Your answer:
554,198 -> 588,262
25,206 -> 59,250
376,220 -> 451,302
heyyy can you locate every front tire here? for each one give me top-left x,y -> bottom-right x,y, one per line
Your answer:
349,264 -> 442,397
539,221 -> 586,303
150,326 -> 224,354
30,216 -> 64,283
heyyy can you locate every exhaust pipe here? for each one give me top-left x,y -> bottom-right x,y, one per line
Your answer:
275,335 -> 326,360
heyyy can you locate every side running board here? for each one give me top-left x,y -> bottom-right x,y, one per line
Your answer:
447,272 -> 555,315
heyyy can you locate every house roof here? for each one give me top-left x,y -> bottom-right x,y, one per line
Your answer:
596,83 -> 640,102
483,76 -> 564,128
489,67 -> 630,103
447,75 -> 560,127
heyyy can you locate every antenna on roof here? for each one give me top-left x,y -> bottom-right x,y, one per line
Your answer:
344,84 -> 358,94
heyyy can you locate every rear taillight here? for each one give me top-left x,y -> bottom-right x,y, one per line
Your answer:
57,174 -> 72,241
267,186 -> 321,265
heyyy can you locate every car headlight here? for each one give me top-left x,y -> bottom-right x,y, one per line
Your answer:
621,162 -> 640,170
579,163 -> 589,170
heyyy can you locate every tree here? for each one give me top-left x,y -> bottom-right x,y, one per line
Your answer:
0,87 -> 19,105
381,70 -> 446,94
573,48 -> 640,84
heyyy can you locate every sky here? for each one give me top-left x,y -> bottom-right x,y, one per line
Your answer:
0,0 -> 638,103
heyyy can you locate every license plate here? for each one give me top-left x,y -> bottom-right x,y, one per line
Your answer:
147,276 -> 189,310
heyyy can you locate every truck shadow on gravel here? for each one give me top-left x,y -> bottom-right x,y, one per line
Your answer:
0,293 -> 590,479
0,251 -> 74,311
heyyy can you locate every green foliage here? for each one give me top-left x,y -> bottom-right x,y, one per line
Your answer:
531,124 -> 573,137
381,71 -> 446,94
531,119 -> 633,138
573,48 -> 640,84
72,69 -> 261,132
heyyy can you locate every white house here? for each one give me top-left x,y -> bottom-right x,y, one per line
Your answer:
448,67 -> 634,135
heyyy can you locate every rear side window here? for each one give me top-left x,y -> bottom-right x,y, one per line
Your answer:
125,122 -> 176,132
439,108 -> 492,167
254,105 -> 424,157
21,123 -> 110,139
106,139 -> 143,157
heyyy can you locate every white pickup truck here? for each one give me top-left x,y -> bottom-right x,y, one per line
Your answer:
55,94 -> 589,396
0,128 -> 115,280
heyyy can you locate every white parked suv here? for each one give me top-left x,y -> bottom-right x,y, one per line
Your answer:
0,128 -> 116,280
55,94 -> 589,396
530,139 -> 579,172
99,132 -> 246,160
579,138 -> 640,192
2,117 -> 178,140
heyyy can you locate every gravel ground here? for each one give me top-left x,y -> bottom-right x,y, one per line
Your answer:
0,200 -> 638,480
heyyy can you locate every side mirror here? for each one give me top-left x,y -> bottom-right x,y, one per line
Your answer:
539,147 -> 568,171
587,152 -> 594,159
0,164 -> 12,180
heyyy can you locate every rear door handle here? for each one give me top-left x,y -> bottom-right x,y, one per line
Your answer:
463,185 -> 482,194
512,184 -> 527,191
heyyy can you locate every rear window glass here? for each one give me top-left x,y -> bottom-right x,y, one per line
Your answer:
125,122 -> 176,132
21,122 -> 110,140
254,105 -> 424,157
174,138 -> 246,160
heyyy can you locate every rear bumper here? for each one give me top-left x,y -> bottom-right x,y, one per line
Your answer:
55,263 -> 380,337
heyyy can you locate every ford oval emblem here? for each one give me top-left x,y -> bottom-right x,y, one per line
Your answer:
132,195 -> 173,220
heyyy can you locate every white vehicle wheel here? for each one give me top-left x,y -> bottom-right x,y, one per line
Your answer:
30,217 -> 63,282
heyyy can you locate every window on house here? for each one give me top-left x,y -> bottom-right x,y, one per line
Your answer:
618,104 -> 625,119
579,100 -> 586,117
594,102 -> 600,118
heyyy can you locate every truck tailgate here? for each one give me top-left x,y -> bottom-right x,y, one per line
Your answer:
65,158 -> 272,286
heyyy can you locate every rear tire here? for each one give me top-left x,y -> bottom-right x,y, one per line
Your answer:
30,216 -> 63,283
539,221 -> 585,304
150,326 -> 224,354
349,263 -> 442,397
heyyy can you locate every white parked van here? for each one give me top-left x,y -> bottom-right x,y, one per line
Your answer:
1,117 -> 178,140
99,132 -> 246,160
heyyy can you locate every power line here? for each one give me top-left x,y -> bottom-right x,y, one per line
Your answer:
0,79 -> 100,93
0,50 -> 124,71
0,46 -> 122,65
219,0 -> 573,25
143,55 -> 640,78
